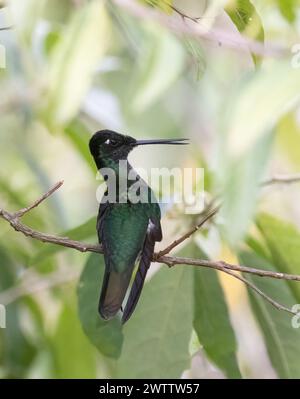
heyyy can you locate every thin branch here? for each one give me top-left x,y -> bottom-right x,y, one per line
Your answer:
159,255 -> 300,282
158,171 -> 300,257
156,205 -> 219,258
0,207 -> 101,253
1,180 -> 300,317
0,181 -> 300,283
169,5 -> 202,23
262,173 -> 300,186
112,0 -> 287,58
221,268 -> 296,315
14,181 -> 64,218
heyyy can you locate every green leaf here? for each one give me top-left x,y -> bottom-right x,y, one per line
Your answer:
245,234 -> 270,260
65,119 -> 95,172
44,0 -> 109,126
77,253 -> 123,358
276,112 -> 300,167
44,30 -> 62,56
2,305 -> 37,378
116,266 -> 193,378
142,0 -> 173,13
239,251 -> 300,378
220,131 -> 273,246
52,303 -> 97,378
276,0 -> 297,23
225,62 -> 300,158
225,0 -> 264,65
0,246 -> 15,290
187,243 -> 241,378
218,61 -> 300,245
257,213 -> 300,302
0,248 -> 36,377
131,24 -> 185,112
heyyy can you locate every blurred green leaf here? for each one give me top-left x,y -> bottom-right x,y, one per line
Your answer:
44,0 -> 109,126
52,303 -> 97,378
186,242 -> 241,378
276,112 -> 300,167
0,248 -> 36,377
257,213 -> 300,302
225,63 -> 300,158
2,305 -> 37,378
65,119 -> 95,172
44,30 -> 61,55
225,0 -> 264,65
239,251 -> 300,378
219,61 -> 300,245
225,0 -> 259,31
0,247 -> 15,290
220,131 -> 273,246
276,0 -> 297,23
77,253 -> 123,358
116,266 -> 193,378
245,234 -> 270,260
142,0 -> 173,13
131,24 -> 185,112
182,38 -> 206,80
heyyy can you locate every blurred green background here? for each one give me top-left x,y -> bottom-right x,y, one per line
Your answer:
0,0 -> 300,379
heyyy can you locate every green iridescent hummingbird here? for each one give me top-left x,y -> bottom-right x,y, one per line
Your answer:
89,130 -> 188,323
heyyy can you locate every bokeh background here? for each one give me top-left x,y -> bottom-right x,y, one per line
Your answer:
0,0 -> 300,379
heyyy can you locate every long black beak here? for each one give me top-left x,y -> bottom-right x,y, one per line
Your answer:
135,138 -> 189,146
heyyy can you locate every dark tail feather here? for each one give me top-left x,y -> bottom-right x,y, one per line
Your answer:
121,234 -> 155,324
99,267 -> 133,320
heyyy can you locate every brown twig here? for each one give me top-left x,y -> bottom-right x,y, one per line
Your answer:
0,181 -> 101,253
157,171 -> 300,257
169,5 -> 201,23
159,256 -> 300,282
0,207 -> 101,253
14,181 -> 64,218
221,268 -> 296,315
156,205 -> 219,258
1,180 -> 300,315
261,173 -> 300,186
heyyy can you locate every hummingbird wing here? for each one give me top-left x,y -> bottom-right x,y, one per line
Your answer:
122,203 -> 162,324
97,202 -> 149,320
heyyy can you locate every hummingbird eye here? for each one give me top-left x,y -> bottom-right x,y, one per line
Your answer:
104,138 -> 118,146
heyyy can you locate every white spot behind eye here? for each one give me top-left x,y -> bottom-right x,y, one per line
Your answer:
105,139 -> 110,145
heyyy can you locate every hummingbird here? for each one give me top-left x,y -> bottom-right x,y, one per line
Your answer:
89,130 -> 189,323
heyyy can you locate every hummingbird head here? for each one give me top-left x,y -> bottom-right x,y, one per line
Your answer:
89,130 -> 136,165
89,129 -> 189,167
